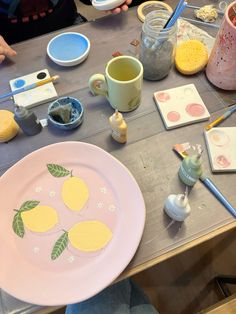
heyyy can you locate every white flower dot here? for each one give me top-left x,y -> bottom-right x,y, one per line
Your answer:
97,202 -> 104,208
108,205 -> 116,212
100,187 -> 107,194
35,186 -> 42,193
33,247 -> 40,254
67,256 -> 75,263
49,190 -> 56,197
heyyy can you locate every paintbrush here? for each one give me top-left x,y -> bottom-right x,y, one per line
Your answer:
205,104 -> 236,131
181,17 -> 219,28
150,0 -> 187,50
0,75 -> 59,100
163,0 -> 187,29
173,143 -> 236,218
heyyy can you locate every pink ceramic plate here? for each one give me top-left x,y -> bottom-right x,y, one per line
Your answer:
0,142 -> 145,306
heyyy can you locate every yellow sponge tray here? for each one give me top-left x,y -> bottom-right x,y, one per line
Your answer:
175,39 -> 208,75
0,110 -> 19,143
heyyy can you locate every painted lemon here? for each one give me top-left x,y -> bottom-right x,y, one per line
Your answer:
21,205 -> 58,232
62,176 -> 89,211
68,221 -> 113,252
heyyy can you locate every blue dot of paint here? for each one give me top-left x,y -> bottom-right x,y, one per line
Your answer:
14,79 -> 25,88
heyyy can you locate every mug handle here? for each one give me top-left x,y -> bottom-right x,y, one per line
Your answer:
88,74 -> 108,97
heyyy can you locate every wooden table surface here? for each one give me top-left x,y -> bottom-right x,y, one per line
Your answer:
0,1 -> 236,312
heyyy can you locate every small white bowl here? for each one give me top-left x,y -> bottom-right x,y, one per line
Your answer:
47,32 -> 90,67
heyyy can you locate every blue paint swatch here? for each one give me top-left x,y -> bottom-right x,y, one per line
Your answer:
14,79 -> 26,89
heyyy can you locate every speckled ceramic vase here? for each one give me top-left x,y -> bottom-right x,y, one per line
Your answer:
206,1 -> 236,90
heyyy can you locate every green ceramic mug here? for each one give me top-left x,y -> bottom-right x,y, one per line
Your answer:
89,56 -> 143,112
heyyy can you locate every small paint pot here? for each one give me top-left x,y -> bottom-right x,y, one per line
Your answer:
48,97 -> 84,130
47,32 -> 90,67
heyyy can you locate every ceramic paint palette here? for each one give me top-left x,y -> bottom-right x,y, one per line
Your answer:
92,0 -> 126,11
153,84 -> 210,130
9,69 -> 58,109
204,127 -> 236,172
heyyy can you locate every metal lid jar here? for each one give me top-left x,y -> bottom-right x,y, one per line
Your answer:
139,10 -> 177,81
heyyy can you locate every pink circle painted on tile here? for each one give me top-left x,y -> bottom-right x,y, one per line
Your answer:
167,111 -> 180,122
209,130 -> 230,147
156,92 -> 170,102
215,155 -> 231,168
185,103 -> 205,117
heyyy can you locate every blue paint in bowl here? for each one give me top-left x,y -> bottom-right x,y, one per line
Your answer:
47,32 -> 90,66
48,97 -> 84,130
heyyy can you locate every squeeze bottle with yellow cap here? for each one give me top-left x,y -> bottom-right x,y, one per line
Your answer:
109,109 -> 127,143
178,153 -> 203,187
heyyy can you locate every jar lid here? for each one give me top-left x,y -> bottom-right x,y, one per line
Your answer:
137,1 -> 173,22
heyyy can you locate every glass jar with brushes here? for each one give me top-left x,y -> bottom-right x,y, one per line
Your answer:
139,10 -> 178,81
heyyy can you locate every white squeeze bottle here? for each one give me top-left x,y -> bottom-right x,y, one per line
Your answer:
109,109 -> 127,143
164,187 -> 191,222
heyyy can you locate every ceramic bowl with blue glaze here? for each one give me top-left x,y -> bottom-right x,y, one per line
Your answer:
48,96 -> 84,130
47,32 -> 90,66
92,0 -> 126,11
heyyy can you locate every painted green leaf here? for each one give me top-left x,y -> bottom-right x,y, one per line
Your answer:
47,164 -> 70,177
51,231 -> 68,260
19,200 -> 40,212
12,212 -> 25,238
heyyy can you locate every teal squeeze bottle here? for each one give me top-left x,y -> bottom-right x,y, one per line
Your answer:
178,153 -> 203,186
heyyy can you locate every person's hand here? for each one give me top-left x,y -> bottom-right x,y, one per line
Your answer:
0,36 -> 17,64
108,0 -> 132,14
